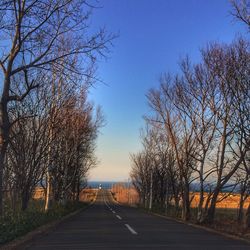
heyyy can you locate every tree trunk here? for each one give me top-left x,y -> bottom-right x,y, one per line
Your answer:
21,191 -> 30,211
76,176 -> 80,202
44,118 -> 53,211
45,170 -> 52,211
182,192 -> 190,221
237,193 -> 245,224
165,184 -> 169,213
181,181 -> 190,221
197,165 -> 205,223
149,170 -> 153,210
204,189 -> 219,224
245,203 -> 250,229
0,100 -> 10,216
197,187 -> 204,223
0,145 -> 6,216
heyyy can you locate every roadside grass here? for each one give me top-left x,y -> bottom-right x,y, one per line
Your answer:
0,200 -> 87,244
143,204 -> 250,238
215,208 -> 237,221
211,208 -> 247,235
142,203 -> 239,223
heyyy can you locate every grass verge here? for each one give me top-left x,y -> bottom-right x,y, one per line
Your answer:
0,201 -> 88,245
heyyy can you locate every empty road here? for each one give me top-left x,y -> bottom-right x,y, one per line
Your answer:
22,189 -> 249,250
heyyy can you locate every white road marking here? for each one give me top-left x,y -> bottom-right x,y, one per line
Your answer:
112,210 -> 116,214
125,224 -> 138,235
104,198 -> 111,210
116,215 -> 122,220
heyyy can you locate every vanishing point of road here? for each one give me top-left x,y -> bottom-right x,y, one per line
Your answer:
21,189 -> 249,250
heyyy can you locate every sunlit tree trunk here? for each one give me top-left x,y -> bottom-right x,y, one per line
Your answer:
44,111 -> 54,211
44,168 -> 52,211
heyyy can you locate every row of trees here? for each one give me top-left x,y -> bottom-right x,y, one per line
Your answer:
0,0 -> 113,215
5,82 -> 103,212
130,1 -> 250,227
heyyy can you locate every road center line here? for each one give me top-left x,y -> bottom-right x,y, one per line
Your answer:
116,215 -> 122,220
112,210 -> 116,214
125,224 -> 138,235
104,199 -> 111,210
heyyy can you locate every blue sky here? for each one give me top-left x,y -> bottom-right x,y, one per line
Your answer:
88,0 -> 246,181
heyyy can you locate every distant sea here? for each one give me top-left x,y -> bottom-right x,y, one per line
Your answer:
87,181 -> 126,189
86,181 -> 241,193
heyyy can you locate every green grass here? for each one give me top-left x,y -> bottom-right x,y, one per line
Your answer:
0,200 -> 87,244
214,208 -> 238,221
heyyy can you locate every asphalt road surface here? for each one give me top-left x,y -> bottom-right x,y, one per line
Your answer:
22,189 -> 249,250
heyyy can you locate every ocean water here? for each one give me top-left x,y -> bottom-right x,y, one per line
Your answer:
87,181 -> 125,189
87,181 -> 240,192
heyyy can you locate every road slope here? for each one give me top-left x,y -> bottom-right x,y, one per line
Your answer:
22,189 -> 249,250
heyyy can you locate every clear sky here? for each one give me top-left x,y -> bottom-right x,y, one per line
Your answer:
88,0 -> 246,181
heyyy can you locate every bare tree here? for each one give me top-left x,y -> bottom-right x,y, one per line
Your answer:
131,38 -> 250,226
146,81 -> 196,221
231,0 -> 250,30
50,91 -> 103,205
200,40 -> 250,224
6,86 -> 50,210
0,0 -> 113,215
